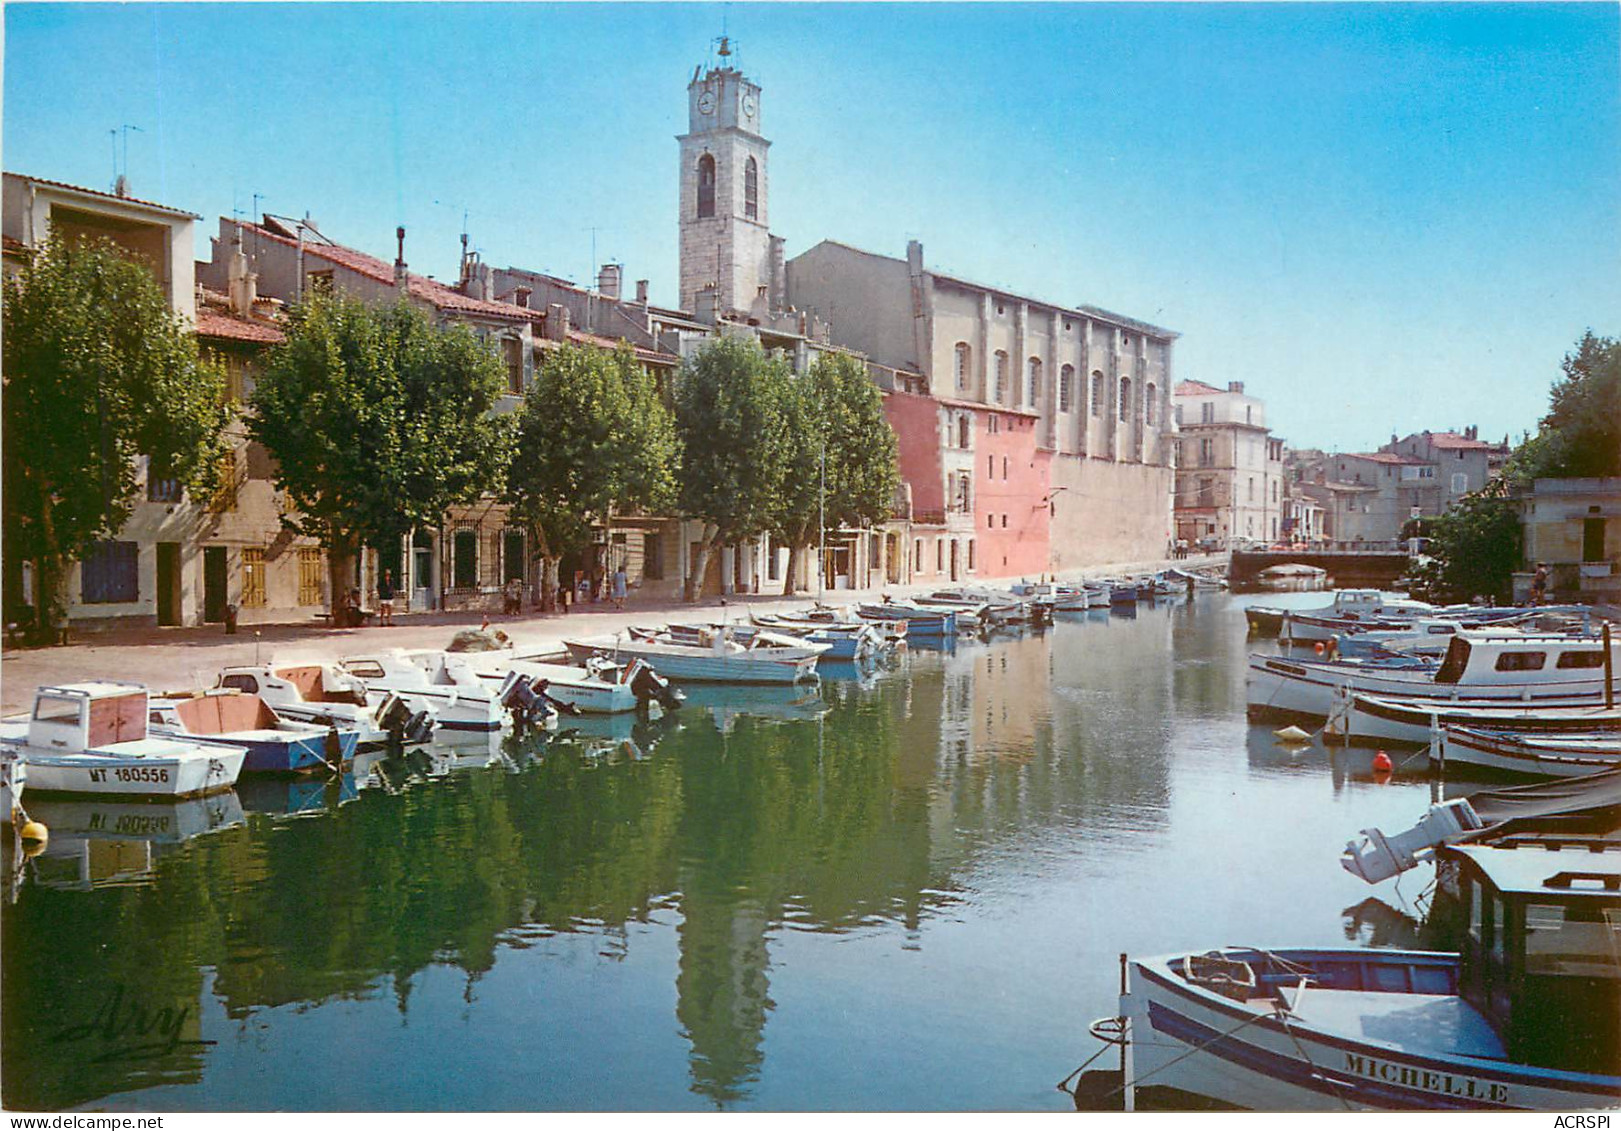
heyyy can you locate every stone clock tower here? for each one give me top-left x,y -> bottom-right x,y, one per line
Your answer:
677,40 -> 773,318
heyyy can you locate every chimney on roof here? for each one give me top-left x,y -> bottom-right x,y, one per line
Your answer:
1228,381 -> 1244,394
228,229 -> 259,317
635,279 -> 649,305
114,174 -> 130,199
1467,424 -> 1477,440
546,303 -> 571,342
597,264 -> 622,301
394,226 -> 408,291
695,284 -> 718,327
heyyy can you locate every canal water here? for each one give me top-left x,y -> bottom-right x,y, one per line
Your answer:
3,592 -> 1451,1112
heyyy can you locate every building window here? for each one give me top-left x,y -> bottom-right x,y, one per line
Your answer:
503,528 -> 526,582
915,539 -> 923,572
1091,371 -> 1104,417
297,548 -> 323,606
1027,357 -> 1042,407
1248,477 -> 1255,502
81,540 -> 138,604
504,338 -> 523,394
994,351 -> 1009,403
1001,514 -> 1008,529
147,459 -> 183,503
954,342 -> 972,391
243,548 -> 266,608
696,154 -> 716,219
1246,405 -> 1253,425
453,529 -> 478,590
1002,455 -> 1009,479
1145,383 -> 1157,426
988,454 -> 995,479
1059,364 -> 1074,412
1450,472 -> 1467,493
1198,478 -> 1215,507
987,513 -> 994,529
936,540 -> 944,572
744,157 -> 759,220
306,269 -> 334,295
957,415 -> 970,448
1201,401 -> 1214,424
967,539 -> 976,570
1173,404 -> 1183,426
1118,377 -> 1132,422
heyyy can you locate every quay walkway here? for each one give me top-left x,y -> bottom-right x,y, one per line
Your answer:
0,553 -> 1226,715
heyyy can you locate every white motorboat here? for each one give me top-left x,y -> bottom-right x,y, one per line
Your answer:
213,663 -> 435,747
1247,633 -> 1621,727
1247,589 -> 1436,638
459,650 -> 683,714
2,751 -> 25,823
337,649 -> 519,731
748,612 -> 885,660
565,625 -> 827,684
0,682 -> 245,799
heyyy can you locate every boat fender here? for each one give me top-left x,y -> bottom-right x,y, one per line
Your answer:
1314,642 -> 1325,656
1273,725 -> 1312,744
20,820 -> 48,846
1372,751 -> 1393,774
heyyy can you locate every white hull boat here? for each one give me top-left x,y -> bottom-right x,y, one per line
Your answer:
1247,633 -> 1620,726
1,682 -> 245,799
1330,689 -> 1621,747
338,650 -> 511,731
213,664 -> 435,747
1110,947 -> 1618,1110
565,627 -> 826,684
1432,724 -> 1621,778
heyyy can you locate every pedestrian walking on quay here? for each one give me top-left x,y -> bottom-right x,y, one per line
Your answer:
612,565 -> 628,610
377,569 -> 397,626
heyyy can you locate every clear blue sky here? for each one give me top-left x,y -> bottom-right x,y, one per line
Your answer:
6,3 -> 1618,451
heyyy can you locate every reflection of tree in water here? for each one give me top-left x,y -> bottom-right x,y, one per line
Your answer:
4,608 -> 1196,1110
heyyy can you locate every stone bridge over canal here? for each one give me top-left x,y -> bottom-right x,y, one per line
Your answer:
1230,546 -> 1414,589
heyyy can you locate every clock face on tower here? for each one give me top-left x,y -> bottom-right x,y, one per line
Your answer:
697,91 -> 716,115
742,94 -> 756,119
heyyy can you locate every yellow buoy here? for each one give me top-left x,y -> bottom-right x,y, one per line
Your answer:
1274,725 -> 1313,744
19,820 -> 48,845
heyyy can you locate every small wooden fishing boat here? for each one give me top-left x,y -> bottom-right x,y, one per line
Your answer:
149,690 -> 359,774
1432,724 -> 1621,778
857,601 -> 956,637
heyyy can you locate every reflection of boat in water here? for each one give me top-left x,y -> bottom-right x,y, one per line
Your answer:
678,683 -> 831,733
24,792 -> 245,891
235,752 -> 388,818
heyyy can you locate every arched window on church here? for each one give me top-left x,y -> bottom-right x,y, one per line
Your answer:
1145,382 -> 1157,426
1090,371 -> 1104,417
994,351 -> 1009,403
1119,376 -> 1132,422
954,342 -> 971,391
697,154 -> 716,219
1059,364 -> 1074,413
1027,357 -> 1042,408
744,157 -> 759,220
957,414 -> 970,449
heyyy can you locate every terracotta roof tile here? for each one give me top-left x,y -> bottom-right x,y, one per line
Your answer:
1174,380 -> 1225,396
195,308 -> 284,344
1425,431 -> 1494,450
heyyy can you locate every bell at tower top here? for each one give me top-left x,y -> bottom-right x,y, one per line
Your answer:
686,40 -> 764,136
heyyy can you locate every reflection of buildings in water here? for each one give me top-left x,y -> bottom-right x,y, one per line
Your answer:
675,893 -> 774,1107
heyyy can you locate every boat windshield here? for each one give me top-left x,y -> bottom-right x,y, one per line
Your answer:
1434,638 -> 1472,684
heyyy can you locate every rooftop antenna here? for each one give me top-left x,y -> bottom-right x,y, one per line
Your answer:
109,123 -> 143,195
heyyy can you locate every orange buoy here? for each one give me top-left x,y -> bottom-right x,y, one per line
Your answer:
1372,751 -> 1393,774
1314,642 -> 1325,655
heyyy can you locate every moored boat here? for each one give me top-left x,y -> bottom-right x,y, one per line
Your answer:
565,625 -> 827,684
856,601 -> 957,637
1432,724 -> 1621,778
0,682 -> 245,799
213,663 -> 435,747
149,690 -> 360,774
1329,688 -> 1621,747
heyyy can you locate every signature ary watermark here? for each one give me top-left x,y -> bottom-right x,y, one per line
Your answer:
46,984 -> 215,1063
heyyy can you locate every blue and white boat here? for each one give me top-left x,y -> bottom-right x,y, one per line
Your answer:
566,626 -> 827,684
856,601 -> 956,638
148,691 -> 360,774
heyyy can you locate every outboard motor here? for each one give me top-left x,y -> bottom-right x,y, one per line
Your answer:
626,659 -> 683,713
376,693 -> 434,747
500,673 -> 555,734
532,678 -> 582,719
322,725 -> 345,772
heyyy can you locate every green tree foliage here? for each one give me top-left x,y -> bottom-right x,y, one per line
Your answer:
771,352 -> 901,595
505,342 -> 680,607
1507,331 -> 1621,482
2,234 -> 229,636
249,291 -> 510,601
674,337 -> 791,601
1414,484 -> 1523,604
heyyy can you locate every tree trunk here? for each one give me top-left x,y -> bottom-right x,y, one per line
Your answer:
34,477 -> 65,644
543,556 -> 560,612
685,523 -> 720,602
780,522 -> 810,597
327,531 -> 356,626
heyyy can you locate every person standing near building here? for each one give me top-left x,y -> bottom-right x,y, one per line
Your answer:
377,569 -> 396,626
1531,562 -> 1549,606
612,564 -> 628,609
